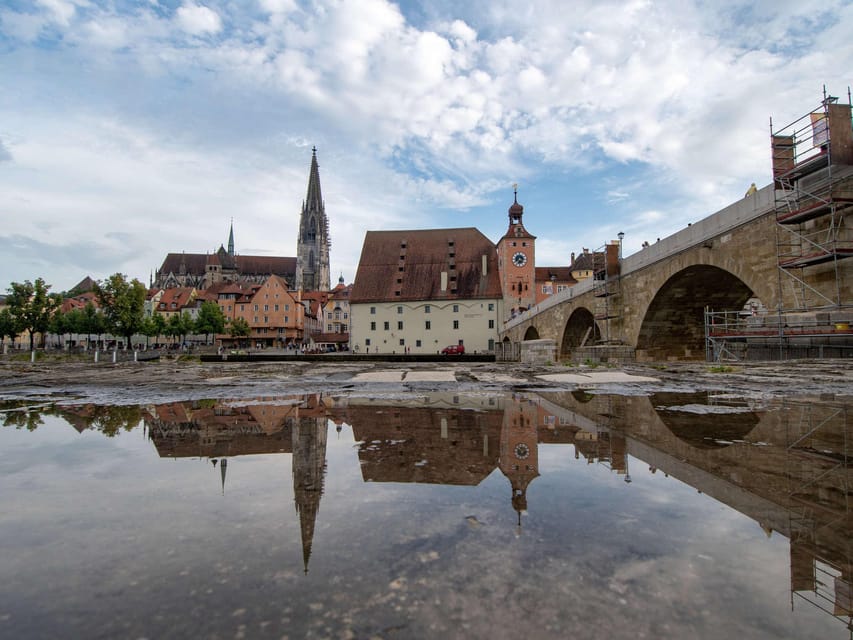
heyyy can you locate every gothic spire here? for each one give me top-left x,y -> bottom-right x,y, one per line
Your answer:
228,219 -> 235,257
305,146 -> 323,214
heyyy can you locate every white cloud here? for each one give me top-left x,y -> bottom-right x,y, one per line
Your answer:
175,2 -> 222,36
1,0 -> 851,288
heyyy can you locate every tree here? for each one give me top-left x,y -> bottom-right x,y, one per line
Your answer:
0,308 -> 20,350
229,317 -> 251,348
6,278 -> 60,350
167,312 -> 194,346
50,307 -> 90,349
195,301 -> 226,344
80,302 -> 106,349
150,313 -> 167,345
94,274 -> 147,349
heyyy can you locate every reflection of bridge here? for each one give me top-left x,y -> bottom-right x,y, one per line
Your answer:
539,389 -> 852,629
501,97 -> 853,362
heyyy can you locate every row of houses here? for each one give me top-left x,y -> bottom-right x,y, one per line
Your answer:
146,274 -> 352,348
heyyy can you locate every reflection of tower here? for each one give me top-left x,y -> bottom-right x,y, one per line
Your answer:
499,395 -> 540,528
292,415 -> 328,574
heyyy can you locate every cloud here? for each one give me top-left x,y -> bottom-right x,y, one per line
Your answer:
0,0 -> 850,289
175,2 -> 222,36
0,140 -> 12,163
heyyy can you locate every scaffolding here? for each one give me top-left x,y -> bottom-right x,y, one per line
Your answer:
784,400 -> 852,635
705,308 -> 853,361
592,241 -> 623,343
772,87 -> 853,308
706,87 -> 853,361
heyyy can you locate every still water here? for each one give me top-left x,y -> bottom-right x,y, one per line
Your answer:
1,391 -> 850,639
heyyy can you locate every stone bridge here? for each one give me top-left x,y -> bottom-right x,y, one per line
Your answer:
501,176 -> 853,361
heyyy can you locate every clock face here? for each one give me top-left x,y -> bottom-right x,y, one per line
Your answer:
514,443 -> 530,459
512,251 -> 527,267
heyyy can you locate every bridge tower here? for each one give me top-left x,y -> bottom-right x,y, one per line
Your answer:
497,185 -> 537,321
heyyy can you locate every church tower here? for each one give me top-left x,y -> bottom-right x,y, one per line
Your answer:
496,185 -> 536,319
295,147 -> 331,292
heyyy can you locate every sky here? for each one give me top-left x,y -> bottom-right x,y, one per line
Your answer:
1,0 -> 851,293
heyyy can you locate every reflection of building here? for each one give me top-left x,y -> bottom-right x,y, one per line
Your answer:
143,396 -> 328,573
290,398 -> 328,574
499,394 -> 540,525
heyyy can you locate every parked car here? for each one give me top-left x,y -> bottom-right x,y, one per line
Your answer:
441,344 -> 465,355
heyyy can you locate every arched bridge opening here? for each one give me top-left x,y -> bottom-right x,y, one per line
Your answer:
637,265 -> 754,361
560,308 -> 600,359
524,326 -> 540,341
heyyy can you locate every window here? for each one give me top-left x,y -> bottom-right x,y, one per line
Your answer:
327,324 -> 333,331
240,305 -> 245,312
274,304 -> 279,311
384,321 -> 390,330
399,339 -> 405,346
327,312 -> 332,319
415,340 -> 422,347
489,319 -> 495,329
488,303 -> 494,311
343,313 -> 348,319
397,306 -> 403,314
264,304 -> 269,312
342,324 -> 348,332
285,304 -> 290,311
425,320 -> 431,330
253,316 -> 258,323
285,316 -> 289,323
397,321 -> 403,330
370,321 -> 376,331
254,304 -> 259,311
424,305 -> 430,314
365,338 -> 371,346
453,320 -> 459,329
264,316 -> 269,323
370,307 -> 376,314
453,304 -> 459,312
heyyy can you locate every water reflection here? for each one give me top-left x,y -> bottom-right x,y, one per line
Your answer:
2,391 -> 851,636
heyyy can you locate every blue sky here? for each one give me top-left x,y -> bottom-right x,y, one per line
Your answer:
1,0 -> 851,292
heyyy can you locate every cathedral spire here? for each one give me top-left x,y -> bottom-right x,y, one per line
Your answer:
228,219 -> 235,257
295,147 -> 331,292
305,147 -> 323,213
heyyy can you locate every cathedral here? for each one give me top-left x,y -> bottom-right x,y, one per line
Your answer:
153,148 -> 331,293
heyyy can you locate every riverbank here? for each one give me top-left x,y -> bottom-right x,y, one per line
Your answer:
2,353 -> 852,405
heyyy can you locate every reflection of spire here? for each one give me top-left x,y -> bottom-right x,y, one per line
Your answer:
220,458 -> 227,495
292,416 -> 328,574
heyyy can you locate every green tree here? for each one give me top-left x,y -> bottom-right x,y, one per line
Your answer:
195,301 -> 226,344
6,278 -> 60,350
80,302 -> 106,349
94,274 -> 147,349
0,308 -> 20,350
150,313 -> 167,345
229,316 -> 251,348
167,312 -> 194,346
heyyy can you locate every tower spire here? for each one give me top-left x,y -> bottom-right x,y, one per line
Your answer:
227,218 -> 235,257
295,147 -> 331,292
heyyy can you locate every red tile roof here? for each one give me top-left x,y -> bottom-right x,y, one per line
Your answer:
351,228 -> 502,303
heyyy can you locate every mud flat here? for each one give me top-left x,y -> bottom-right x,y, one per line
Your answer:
1,355 -> 851,405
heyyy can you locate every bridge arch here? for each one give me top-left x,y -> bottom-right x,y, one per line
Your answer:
560,307 -> 600,358
636,265 -> 755,360
523,326 -> 540,341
